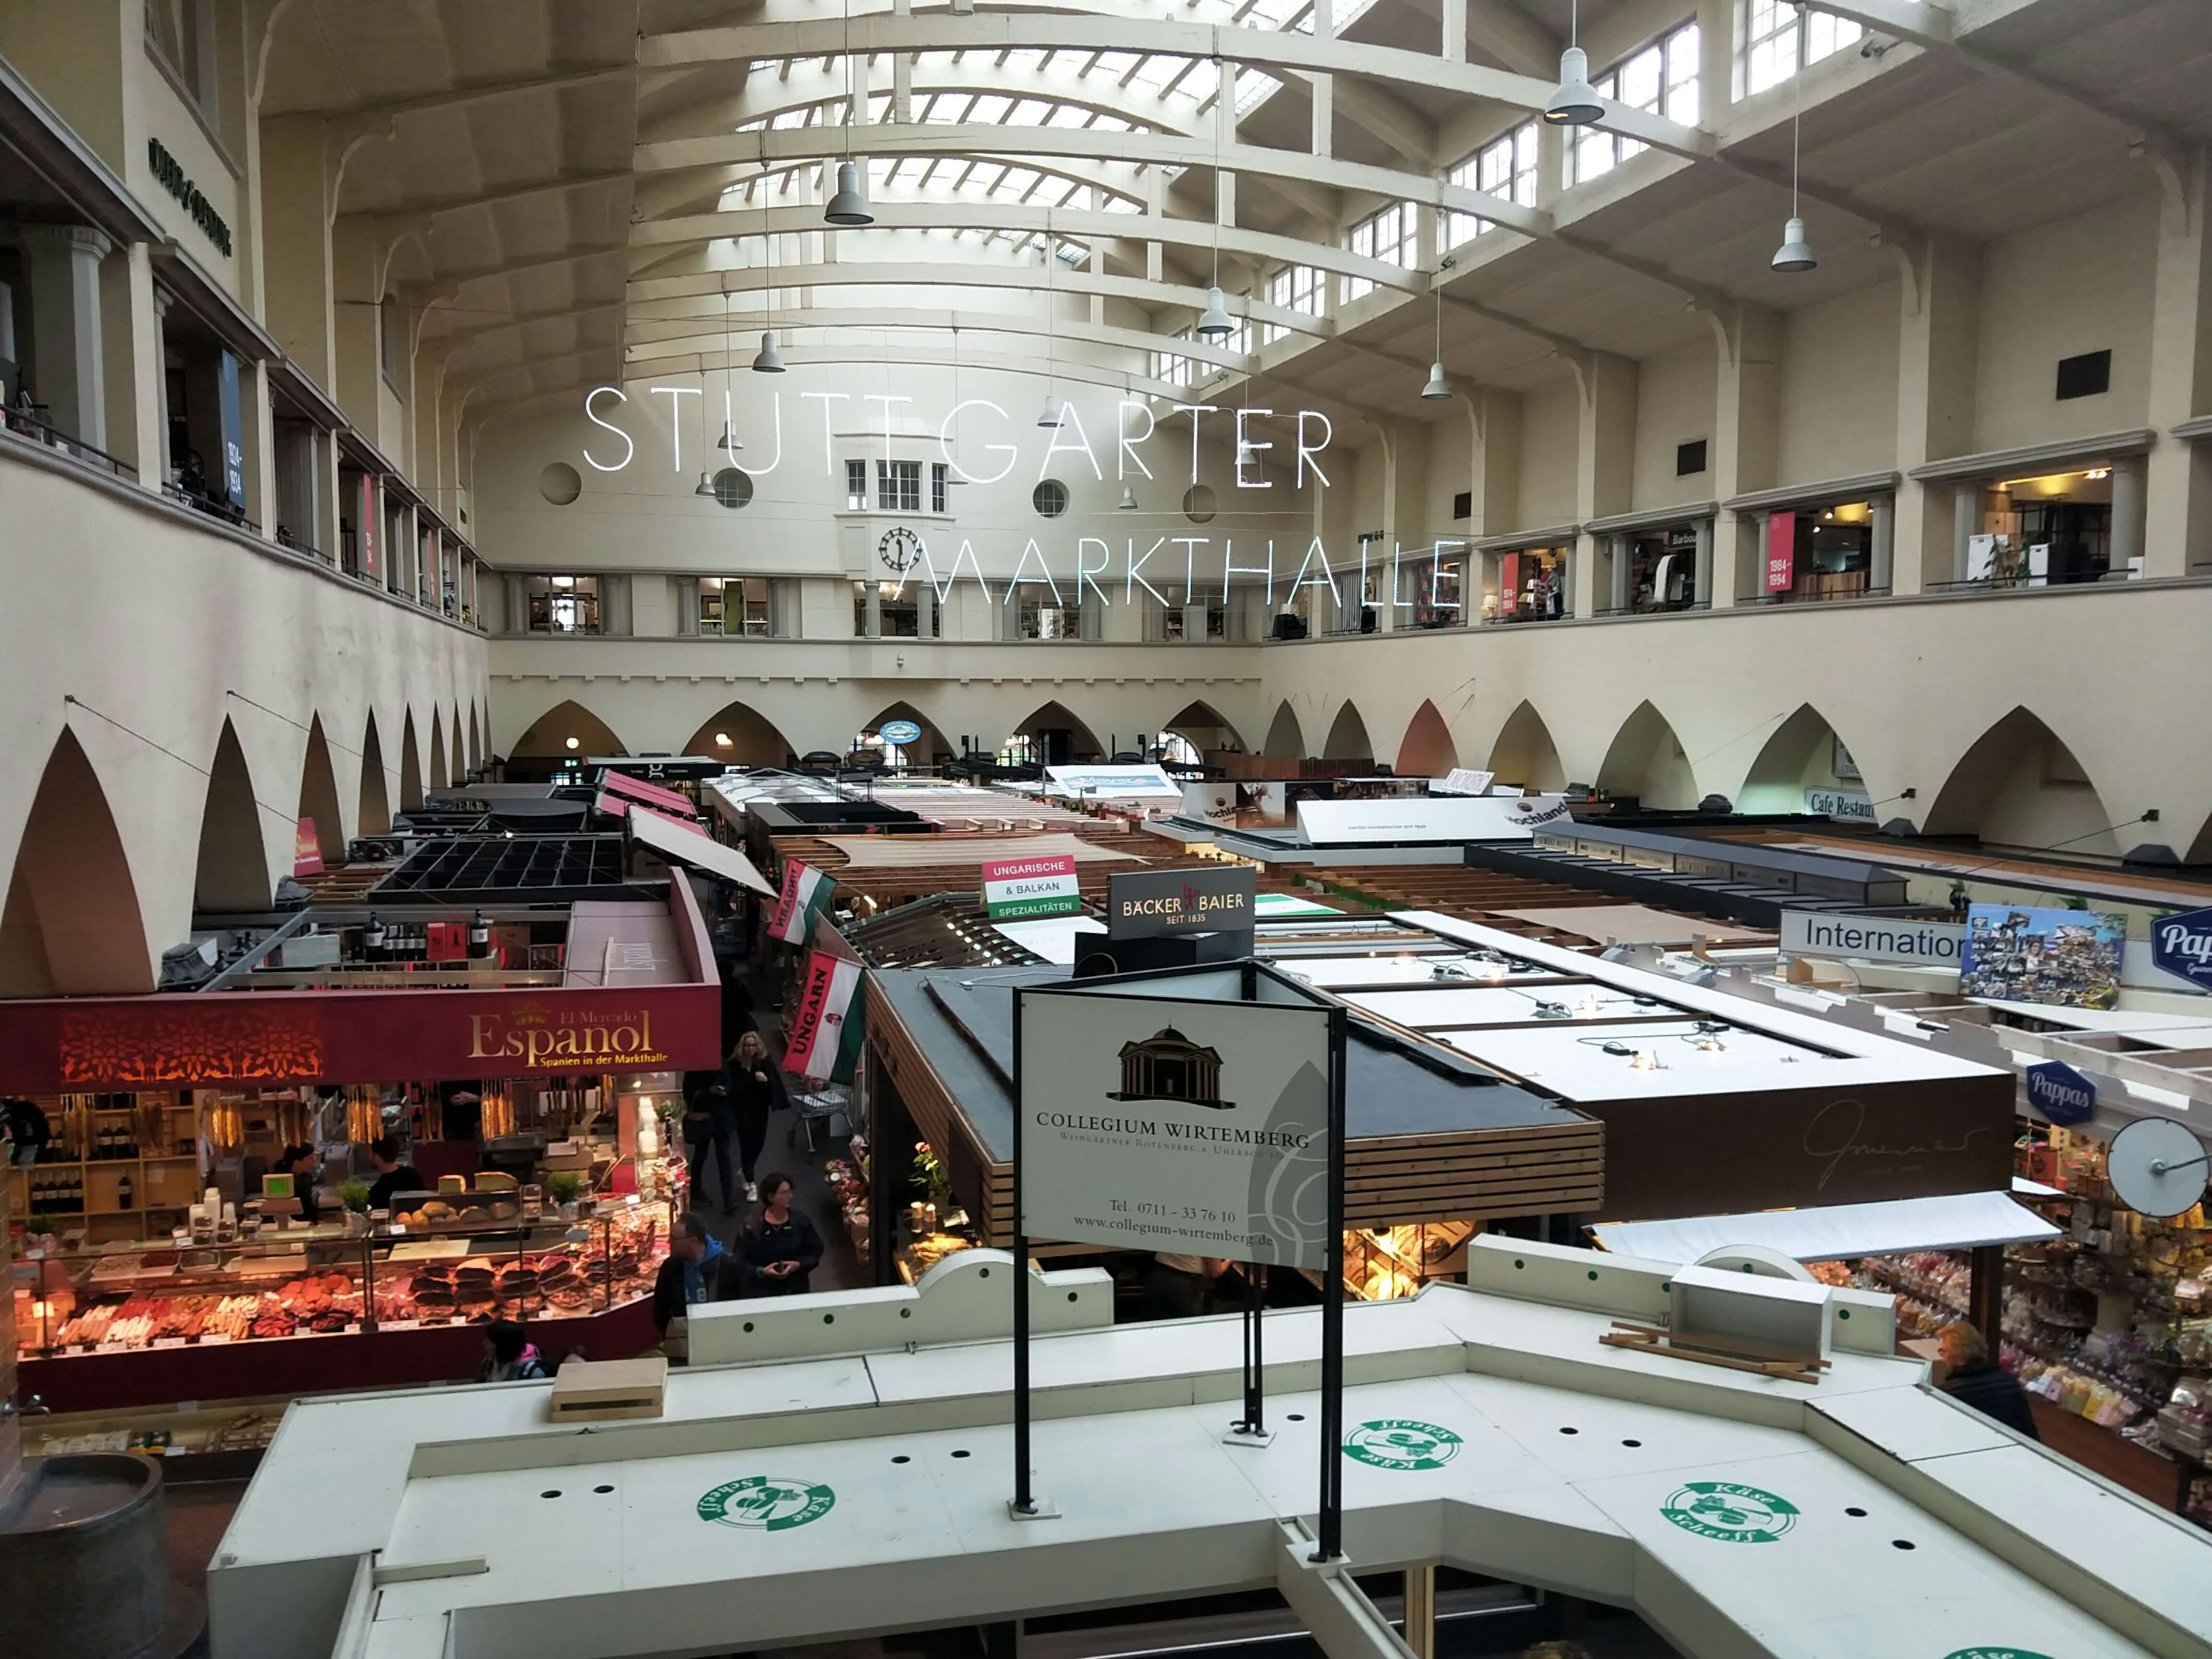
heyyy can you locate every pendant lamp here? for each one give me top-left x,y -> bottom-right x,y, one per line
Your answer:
1196,285 -> 1234,339
1771,84 -> 1816,272
752,330 -> 785,373
1421,362 -> 1452,400
694,470 -> 717,497
1119,484 -> 1139,509
717,422 -> 743,451
824,158 -> 873,226
1543,3 -> 1603,127
1037,391 -> 1065,429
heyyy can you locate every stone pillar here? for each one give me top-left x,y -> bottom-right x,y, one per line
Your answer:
914,578 -> 935,639
675,575 -> 699,635
97,241 -> 162,486
864,580 -> 882,638
314,429 -> 342,563
2146,154 -> 2212,577
1182,597 -> 1205,641
2109,454 -> 2148,577
243,357 -> 276,537
1709,303 -> 1781,609
1870,492 -> 1896,592
22,224 -> 113,451
1693,516 -> 1714,608
1608,533 -> 1630,611
1574,353 -> 1635,623
1894,235 -> 1983,592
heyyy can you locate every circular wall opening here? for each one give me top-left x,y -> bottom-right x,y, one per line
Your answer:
539,462 -> 582,506
711,468 -> 753,509
1183,483 -> 1218,524
1033,479 -> 1069,518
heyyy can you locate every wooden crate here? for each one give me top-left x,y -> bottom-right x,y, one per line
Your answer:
547,1355 -> 666,1422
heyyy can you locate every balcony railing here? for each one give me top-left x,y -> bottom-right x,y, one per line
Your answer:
161,479 -> 260,535
3,404 -> 128,478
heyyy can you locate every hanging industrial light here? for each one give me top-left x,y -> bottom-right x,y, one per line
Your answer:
823,4 -> 873,226
1196,285 -> 1235,339
1196,54 -> 1237,340
718,423 -> 744,450
1037,391 -> 1065,429
752,329 -> 785,373
1119,484 -> 1139,509
825,158 -> 873,226
716,292 -> 745,442
1771,79 -> 1816,272
1419,286 -> 1452,401
1543,2 -> 1604,127
694,469 -> 717,497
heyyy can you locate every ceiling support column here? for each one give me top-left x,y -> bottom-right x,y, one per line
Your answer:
1707,301 -> 1782,609
1891,234 -> 1982,594
2145,151 -> 2212,578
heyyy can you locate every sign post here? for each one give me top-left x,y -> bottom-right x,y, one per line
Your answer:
1010,959 -> 1343,1548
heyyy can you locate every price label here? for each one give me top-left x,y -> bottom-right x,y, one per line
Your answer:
95,1341 -> 131,1354
385,1318 -> 420,1330
153,1337 -> 185,1350
202,1332 -> 232,1344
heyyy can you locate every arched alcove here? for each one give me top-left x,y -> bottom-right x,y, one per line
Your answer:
1738,704 -> 1863,816
358,713 -> 392,836
1396,700 -> 1459,778
448,707 -> 465,786
429,709 -> 450,791
511,700 -> 627,760
1595,701 -> 1698,810
1005,700 -> 1102,767
0,730 -> 153,994
1488,700 -> 1565,791
399,710 -> 425,810
1161,700 -> 1246,757
1262,701 -> 1306,761
683,700 -> 797,768
1922,708 -> 2118,854
195,719 -> 272,912
468,704 -> 484,775
298,715 -> 347,869
1321,702 -> 1374,766
848,700 -> 945,768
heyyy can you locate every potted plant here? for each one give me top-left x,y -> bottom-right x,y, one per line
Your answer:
545,1170 -> 584,1221
339,1179 -> 372,1237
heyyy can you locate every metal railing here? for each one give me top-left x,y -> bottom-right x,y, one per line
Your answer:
2,404 -> 129,478
161,479 -> 259,535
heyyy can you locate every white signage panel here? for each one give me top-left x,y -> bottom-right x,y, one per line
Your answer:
1044,763 -> 1182,799
1294,794 -> 1571,844
1778,910 -> 1965,968
1804,786 -> 1876,823
1433,768 -> 1497,796
1018,991 -> 1331,1267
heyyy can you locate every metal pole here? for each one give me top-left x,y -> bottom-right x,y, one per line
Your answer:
1315,1007 -> 1347,1560
1249,1263 -> 1266,1434
1012,990 -> 1034,1514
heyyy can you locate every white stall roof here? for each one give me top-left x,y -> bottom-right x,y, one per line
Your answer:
990,914 -> 1107,965
1590,1189 -> 2061,1264
626,807 -> 775,895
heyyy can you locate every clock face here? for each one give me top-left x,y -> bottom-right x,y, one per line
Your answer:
878,527 -> 921,572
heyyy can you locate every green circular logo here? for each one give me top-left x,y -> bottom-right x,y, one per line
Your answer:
1342,1419 -> 1463,1470
696,1475 -> 836,1532
1658,1480 -> 1798,1543
1942,1650 -> 2057,1659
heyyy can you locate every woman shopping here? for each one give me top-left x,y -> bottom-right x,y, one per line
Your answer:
737,1172 -> 824,1296
726,1029 -> 787,1203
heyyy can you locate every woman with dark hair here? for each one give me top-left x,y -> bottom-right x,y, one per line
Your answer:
726,1030 -> 787,1202
270,1145 -> 321,1225
476,1319 -> 547,1382
737,1173 -> 823,1296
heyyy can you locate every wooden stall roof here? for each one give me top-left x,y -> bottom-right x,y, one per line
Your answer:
1301,863 -> 1717,947
868,963 -> 1604,1245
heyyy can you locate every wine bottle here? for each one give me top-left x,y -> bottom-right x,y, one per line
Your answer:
365,914 -> 385,963
117,1172 -> 134,1210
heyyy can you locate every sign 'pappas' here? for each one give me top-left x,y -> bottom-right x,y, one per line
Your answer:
1107,866 -> 1257,939
982,853 -> 1081,921
784,950 -> 864,1084
2150,904 -> 2212,992
1017,987 -> 1332,1267
2024,1060 -> 2097,1127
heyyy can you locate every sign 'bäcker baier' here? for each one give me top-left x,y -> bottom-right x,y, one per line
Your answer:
1108,865 -> 1256,938
2151,904 -> 2212,992
1017,984 -> 1333,1266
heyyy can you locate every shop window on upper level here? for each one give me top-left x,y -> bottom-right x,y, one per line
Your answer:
1739,1 -> 1862,100
845,458 -> 869,511
1262,265 -> 1323,346
525,574 -> 601,634
876,459 -> 922,512
1445,120 -> 1538,248
146,0 -> 219,127
1344,202 -> 1416,304
1568,21 -> 1698,188
699,576 -> 771,636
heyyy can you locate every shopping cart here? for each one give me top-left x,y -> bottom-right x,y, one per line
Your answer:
785,1084 -> 850,1160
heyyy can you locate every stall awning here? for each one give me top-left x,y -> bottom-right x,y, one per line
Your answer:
626,806 -> 775,896
1589,1188 -> 2059,1265
598,769 -> 698,818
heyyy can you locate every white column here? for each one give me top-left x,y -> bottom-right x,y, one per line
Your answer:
1608,534 -> 1630,611
914,577 -> 934,638
1181,597 -> 1205,641
2110,454 -> 2148,577
1952,484 -> 1982,584
1709,304 -> 1781,609
863,581 -> 882,638
1693,517 -> 1714,608
2145,155 -> 2212,576
21,224 -> 113,451
1870,492 -> 1896,592
1893,236 -> 1983,592
148,286 -> 174,482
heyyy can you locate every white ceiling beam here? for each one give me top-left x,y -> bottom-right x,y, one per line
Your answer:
367,169 -> 634,230
630,201 -> 1427,293
627,260 -> 1338,339
320,63 -> 638,126
1808,1 -> 1953,48
617,342 -> 1190,404
637,122 -> 1553,240
623,305 -> 1254,372
431,300 -> 629,353
641,16 -> 1714,161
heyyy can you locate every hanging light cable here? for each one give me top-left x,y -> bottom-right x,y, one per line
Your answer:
1196,54 -> 1235,338
1771,66 -> 1816,272
1421,283 -> 1451,400
1544,0 -> 1604,127
752,230 -> 785,372
717,285 -> 743,448
693,354 -> 718,493
824,0 -> 873,225
1037,236 -> 1064,427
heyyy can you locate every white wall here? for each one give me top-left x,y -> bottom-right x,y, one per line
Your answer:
1516,378 -> 1581,528
1632,338 -> 1718,509
1778,282 -> 1900,486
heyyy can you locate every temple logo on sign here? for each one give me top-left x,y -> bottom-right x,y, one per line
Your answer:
1108,1027 -> 1233,1110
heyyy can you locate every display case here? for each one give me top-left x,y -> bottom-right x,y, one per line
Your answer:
1344,1221 -> 1476,1301
12,1197 -> 673,1361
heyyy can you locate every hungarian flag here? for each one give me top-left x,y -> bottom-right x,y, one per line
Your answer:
785,950 -> 865,1084
770,859 -> 836,945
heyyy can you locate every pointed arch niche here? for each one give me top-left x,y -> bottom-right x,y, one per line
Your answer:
1262,701 -> 1306,761
509,701 -> 627,782
847,700 -> 944,768
196,719 -> 272,912
0,730 -> 153,994
1396,700 -> 1459,778
428,709 -> 450,791
1161,700 -> 1245,760
683,700 -> 796,768
1487,701 -> 1565,793
1321,702 -> 1373,764
298,715 -> 347,868
399,710 -> 425,810
1738,705 -> 1861,816
1596,701 -> 1698,810
1923,708 -> 2118,855
1005,700 -> 1102,767
358,713 -> 392,836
